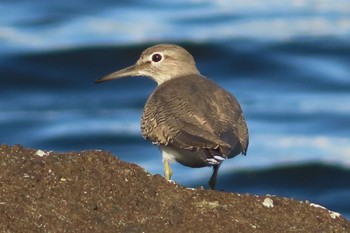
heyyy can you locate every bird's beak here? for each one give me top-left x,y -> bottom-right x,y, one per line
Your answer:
95,64 -> 140,83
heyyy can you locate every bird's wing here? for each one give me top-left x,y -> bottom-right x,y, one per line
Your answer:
141,75 -> 248,156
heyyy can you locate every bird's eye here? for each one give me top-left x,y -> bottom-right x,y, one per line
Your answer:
152,53 -> 162,62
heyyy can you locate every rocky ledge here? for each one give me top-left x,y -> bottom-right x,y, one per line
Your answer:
0,144 -> 349,232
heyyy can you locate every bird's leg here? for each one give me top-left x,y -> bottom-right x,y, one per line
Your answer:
163,160 -> 173,180
209,164 -> 220,190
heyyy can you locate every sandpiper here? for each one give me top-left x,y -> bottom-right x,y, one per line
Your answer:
96,44 -> 249,190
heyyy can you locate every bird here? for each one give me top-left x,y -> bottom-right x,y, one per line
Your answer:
95,44 -> 249,190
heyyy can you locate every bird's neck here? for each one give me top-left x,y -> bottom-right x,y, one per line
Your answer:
153,70 -> 201,85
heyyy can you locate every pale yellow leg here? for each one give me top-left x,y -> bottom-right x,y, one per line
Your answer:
163,160 -> 173,180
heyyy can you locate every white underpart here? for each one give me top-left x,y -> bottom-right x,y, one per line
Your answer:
213,155 -> 225,161
208,155 -> 226,165
160,146 -> 177,163
160,145 -> 225,166
206,158 -> 220,165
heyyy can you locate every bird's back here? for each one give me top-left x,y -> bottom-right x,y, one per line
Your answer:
141,75 -> 248,158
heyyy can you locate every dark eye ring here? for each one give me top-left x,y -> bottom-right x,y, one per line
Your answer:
152,53 -> 162,62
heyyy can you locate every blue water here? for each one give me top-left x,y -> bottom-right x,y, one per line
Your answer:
1,0 -> 350,219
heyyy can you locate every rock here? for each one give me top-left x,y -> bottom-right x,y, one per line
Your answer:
0,144 -> 349,232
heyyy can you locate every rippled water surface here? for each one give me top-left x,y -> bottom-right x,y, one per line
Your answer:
1,0 -> 350,219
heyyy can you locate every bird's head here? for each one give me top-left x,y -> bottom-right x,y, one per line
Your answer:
95,44 -> 200,85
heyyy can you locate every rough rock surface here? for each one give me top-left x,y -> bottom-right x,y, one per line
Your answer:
0,144 -> 349,233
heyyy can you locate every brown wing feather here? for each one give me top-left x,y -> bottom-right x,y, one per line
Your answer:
141,75 -> 248,157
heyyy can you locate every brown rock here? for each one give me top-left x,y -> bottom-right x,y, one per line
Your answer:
0,144 -> 349,232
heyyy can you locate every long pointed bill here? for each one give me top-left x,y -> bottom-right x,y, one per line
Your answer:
95,64 -> 140,83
